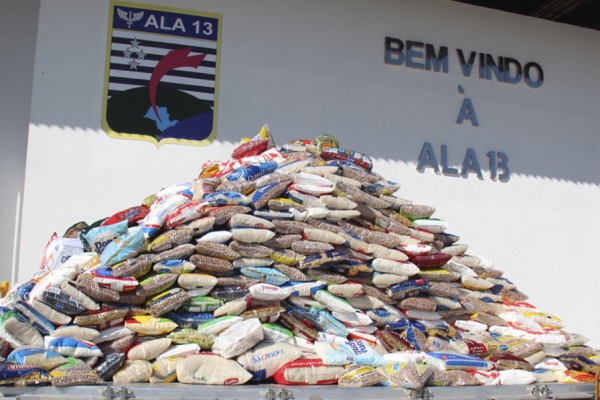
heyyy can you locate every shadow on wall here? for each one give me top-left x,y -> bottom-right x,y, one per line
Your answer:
27,117 -> 600,188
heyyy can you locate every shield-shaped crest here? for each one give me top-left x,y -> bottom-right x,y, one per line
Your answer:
102,0 -> 221,147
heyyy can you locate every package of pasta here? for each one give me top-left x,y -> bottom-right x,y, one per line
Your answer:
0,360 -> 52,386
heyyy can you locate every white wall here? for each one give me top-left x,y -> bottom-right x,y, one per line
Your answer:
19,0 -> 600,346
0,0 -> 40,285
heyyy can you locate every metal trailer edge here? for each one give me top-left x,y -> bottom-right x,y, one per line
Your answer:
0,382 -> 595,400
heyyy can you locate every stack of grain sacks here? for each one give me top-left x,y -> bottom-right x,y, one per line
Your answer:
0,126 -> 597,388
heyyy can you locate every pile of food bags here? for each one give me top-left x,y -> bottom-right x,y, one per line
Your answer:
0,125 -> 597,388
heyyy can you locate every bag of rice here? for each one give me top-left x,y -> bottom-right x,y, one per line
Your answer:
1,358 -> 50,387
241,267 -> 289,286
309,308 -> 349,337
165,201 -> 208,229
30,298 -> 72,325
272,359 -> 345,385
327,282 -> 364,298
128,338 -> 172,361
164,310 -> 214,329
91,327 -> 131,345
282,281 -> 326,297
60,281 -> 99,310
152,260 -> 196,275
237,342 -> 302,381
8,347 -> 67,370
212,297 -> 250,317
181,296 -> 223,313
52,325 -> 100,342
346,295 -> 385,310
149,356 -> 180,383
249,283 -> 290,301
125,315 -> 178,336
499,369 -> 536,385
0,310 -> 43,347
176,353 -> 253,385
194,316 -> 242,337
263,323 -> 296,345
315,340 -> 386,367
212,318 -> 264,358
13,300 -> 55,336
233,257 -> 274,268
372,258 -> 420,276
45,337 -> 103,358
314,290 -> 355,313
177,273 -> 218,294
427,351 -> 492,371
112,360 -> 153,384
167,329 -> 215,349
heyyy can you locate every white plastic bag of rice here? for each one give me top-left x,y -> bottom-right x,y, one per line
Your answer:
212,318 -> 264,359
236,342 -> 302,381
127,338 -> 172,361
176,354 -> 252,385
112,360 -> 153,384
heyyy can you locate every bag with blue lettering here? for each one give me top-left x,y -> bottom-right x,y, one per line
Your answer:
281,281 -> 326,297
0,360 -> 52,386
314,340 -> 386,367
13,301 -> 55,335
226,162 -> 278,182
165,310 -> 214,329
82,221 -> 128,255
204,191 -> 251,206
236,342 -> 302,381
45,336 -> 103,358
426,351 -> 493,371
